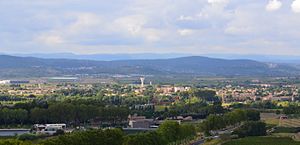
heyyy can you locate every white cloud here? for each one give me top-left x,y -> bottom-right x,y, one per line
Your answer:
198,0 -> 232,21
207,0 -> 229,5
224,6 -> 269,35
142,29 -> 163,42
178,29 -> 194,36
266,0 -> 282,12
113,15 -> 165,42
225,26 -> 252,35
35,34 -> 64,45
67,13 -> 102,34
177,15 -> 196,21
1,0 -> 300,55
292,0 -> 300,13
114,15 -> 147,36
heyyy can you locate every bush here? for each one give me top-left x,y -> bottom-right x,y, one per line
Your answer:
53,129 -> 65,136
233,121 -> 266,138
273,127 -> 300,133
123,132 -> 166,145
123,121 -> 196,145
157,121 -> 181,143
0,139 -> 32,145
42,129 -> 124,145
17,133 -> 39,141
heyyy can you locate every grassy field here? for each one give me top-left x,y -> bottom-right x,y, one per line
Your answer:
270,133 -> 300,141
264,118 -> 279,126
203,139 -> 223,145
273,127 -> 300,133
260,113 -> 300,127
155,105 -> 168,112
260,113 -> 280,126
223,137 -> 300,145
280,119 -> 300,127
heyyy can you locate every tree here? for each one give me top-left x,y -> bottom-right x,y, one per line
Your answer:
233,121 -> 266,138
14,109 -> 28,124
200,115 -> 225,134
123,132 -> 165,145
48,103 -> 75,123
246,110 -> 260,121
179,124 -> 196,140
157,121 -> 181,143
191,89 -> 218,102
30,108 -> 45,123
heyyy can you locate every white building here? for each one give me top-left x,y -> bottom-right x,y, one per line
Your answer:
0,80 -> 10,84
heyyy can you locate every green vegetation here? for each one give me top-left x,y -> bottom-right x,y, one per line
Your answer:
233,121 -> 266,138
273,127 -> 300,133
199,109 -> 260,135
42,129 -> 124,145
203,139 -> 223,145
0,121 -> 196,145
123,121 -> 197,145
223,137 -> 300,145
0,100 -> 129,127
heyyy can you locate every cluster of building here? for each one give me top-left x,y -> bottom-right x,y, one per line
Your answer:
156,86 -> 191,95
128,114 -> 193,128
217,83 -> 299,103
0,82 -> 93,96
0,80 -> 30,85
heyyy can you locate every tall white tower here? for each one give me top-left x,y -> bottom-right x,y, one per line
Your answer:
140,77 -> 145,88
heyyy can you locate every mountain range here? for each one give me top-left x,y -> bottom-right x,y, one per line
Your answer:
0,55 -> 299,78
7,53 -> 300,64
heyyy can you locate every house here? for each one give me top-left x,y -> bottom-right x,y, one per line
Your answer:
128,114 -> 154,128
129,119 -> 154,128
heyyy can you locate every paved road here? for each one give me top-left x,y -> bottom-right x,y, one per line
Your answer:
190,139 -> 205,145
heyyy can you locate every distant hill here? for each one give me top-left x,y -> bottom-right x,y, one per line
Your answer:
0,55 -> 299,78
205,54 -> 300,64
9,53 -> 300,63
10,53 -> 190,61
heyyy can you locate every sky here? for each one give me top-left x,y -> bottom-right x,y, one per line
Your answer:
0,0 -> 300,55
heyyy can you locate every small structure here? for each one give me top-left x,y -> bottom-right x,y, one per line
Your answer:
140,77 -> 145,88
129,119 -> 154,128
128,114 -> 154,128
48,77 -> 78,82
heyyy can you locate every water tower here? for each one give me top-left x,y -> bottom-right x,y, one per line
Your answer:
140,77 -> 145,88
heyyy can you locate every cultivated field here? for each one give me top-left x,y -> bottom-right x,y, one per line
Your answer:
260,113 -> 300,127
222,137 -> 300,145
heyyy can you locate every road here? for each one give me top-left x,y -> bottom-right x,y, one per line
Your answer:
190,139 -> 205,145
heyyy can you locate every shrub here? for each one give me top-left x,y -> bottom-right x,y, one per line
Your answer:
53,129 -> 65,136
17,133 -> 39,141
233,121 -> 266,138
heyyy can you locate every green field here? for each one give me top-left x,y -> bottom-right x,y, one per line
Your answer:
223,137 -> 300,145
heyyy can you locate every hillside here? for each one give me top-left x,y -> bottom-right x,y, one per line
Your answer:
0,55 -> 298,78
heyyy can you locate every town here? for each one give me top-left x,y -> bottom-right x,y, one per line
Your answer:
0,76 -> 300,144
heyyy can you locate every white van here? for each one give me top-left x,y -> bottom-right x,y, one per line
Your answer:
33,124 -> 66,135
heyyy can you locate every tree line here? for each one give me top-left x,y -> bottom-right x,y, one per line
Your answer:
0,101 -> 129,127
0,121 -> 197,145
199,109 -> 260,135
43,121 -> 196,145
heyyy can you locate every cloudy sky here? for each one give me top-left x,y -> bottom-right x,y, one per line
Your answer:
0,0 -> 300,55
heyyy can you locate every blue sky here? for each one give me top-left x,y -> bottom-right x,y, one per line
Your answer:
0,0 -> 300,55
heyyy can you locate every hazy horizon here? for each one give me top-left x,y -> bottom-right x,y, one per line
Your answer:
1,52 -> 300,63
